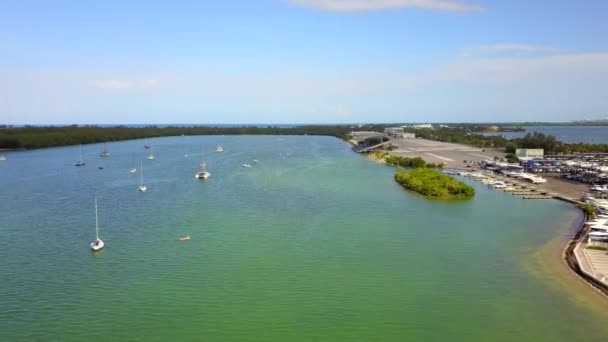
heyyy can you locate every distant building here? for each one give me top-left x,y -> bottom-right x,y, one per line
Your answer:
384,127 -> 404,136
402,124 -> 433,129
384,127 -> 416,139
515,149 -> 544,158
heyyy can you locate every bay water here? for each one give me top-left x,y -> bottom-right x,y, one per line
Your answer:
1,135 -> 607,341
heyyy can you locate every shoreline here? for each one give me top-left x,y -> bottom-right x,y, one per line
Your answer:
562,211 -> 608,297
359,146 -> 608,302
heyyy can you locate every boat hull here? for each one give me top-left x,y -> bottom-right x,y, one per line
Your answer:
90,239 -> 104,251
195,172 -> 210,179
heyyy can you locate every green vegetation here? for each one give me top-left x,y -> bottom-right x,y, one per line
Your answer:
372,152 -> 443,169
505,153 -> 519,163
0,125 -> 361,150
577,203 -> 596,218
394,168 -> 475,199
385,155 -> 428,168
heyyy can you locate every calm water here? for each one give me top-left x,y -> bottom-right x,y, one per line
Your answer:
1,135 -> 606,341
484,125 -> 608,144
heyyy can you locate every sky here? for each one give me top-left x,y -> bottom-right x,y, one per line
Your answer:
1,0 -> 607,124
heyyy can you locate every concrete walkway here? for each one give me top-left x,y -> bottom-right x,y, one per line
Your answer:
575,242 -> 608,286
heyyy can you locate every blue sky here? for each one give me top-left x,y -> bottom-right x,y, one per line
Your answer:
1,0 -> 607,124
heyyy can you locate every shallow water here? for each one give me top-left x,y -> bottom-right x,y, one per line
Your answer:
0,135 -> 606,341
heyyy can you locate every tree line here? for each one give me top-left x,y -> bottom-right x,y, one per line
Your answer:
0,125 -> 358,150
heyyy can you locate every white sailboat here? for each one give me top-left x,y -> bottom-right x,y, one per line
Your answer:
139,161 -> 148,192
195,146 -> 210,179
129,154 -> 136,173
147,146 -> 155,160
90,197 -> 105,251
100,143 -> 110,157
215,145 -> 223,153
75,145 -> 85,166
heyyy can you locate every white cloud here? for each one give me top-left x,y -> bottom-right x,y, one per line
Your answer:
90,79 -> 160,89
288,0 -> 485,13
459,43 -> 554,58
91,80 -> 132,89
484,44 -> 549,53
142,79 -> 160,87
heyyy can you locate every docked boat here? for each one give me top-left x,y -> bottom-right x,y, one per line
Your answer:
195,146 -> 210,179
99,143 -> 110,157
75,145 -> 85,166
215,145 -> 223,153
491,181 -> 507,189
139,161 -> 148,192
590,184 -> 608,192
90,197 -> 105,251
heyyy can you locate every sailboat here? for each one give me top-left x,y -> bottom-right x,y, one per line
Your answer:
139,161 -> 148,192
144,138 -> 151,149
215,145 -> 223,153
90,197 -> 105,251
195,146 -> 210,179
129,157 -> 137,173
75,145 -> 85,166
147,146 -> 155,160
99,143 -> 110,157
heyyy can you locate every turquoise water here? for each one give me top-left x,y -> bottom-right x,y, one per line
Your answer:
1,135 -> 606,341
483,125 -> 608,144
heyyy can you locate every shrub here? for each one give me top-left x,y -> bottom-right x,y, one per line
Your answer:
577,203 -> 596,218
394,168 -> 475,200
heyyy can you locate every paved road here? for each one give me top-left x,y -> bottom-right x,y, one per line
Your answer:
388,138 -> 504,168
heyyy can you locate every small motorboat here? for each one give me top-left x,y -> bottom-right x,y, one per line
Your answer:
0,156 -> 6,161
252,159 -> 259,163
179,236 -> 191,241
216,145 -> 223,153
242,164 -> 252,168
147,154 -> 155,160
129,168 -> 137,173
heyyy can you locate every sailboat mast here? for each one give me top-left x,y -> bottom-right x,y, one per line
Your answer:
95,197 -> 99,240
79,145 -> 83,161
140,161 -> 144,185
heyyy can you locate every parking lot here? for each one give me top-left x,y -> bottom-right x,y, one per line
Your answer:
388,138 -> 504,168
